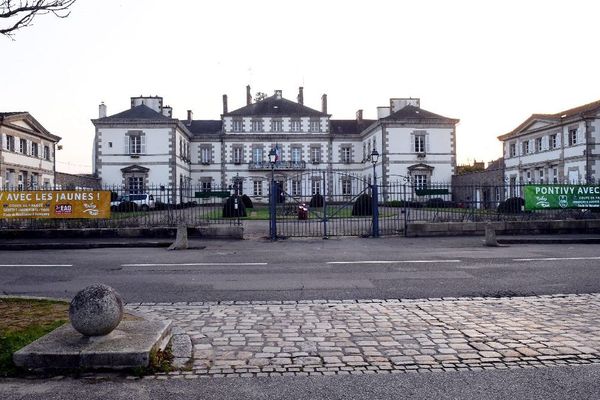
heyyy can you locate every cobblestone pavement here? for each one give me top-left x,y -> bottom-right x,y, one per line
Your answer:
128,294 -> 600,378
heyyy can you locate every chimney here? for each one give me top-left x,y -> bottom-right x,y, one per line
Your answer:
246,85 -> 252,105
98,102 -> 107,118
297,87 -> 304,105
187,110 -> 193,124
356,109 -> 363,124
162,106 -> 172,118
222,94 -> 228,114
321,94 -> 327,114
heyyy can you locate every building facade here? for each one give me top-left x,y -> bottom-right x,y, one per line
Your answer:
93,88 -> 458,203
0,112 -> 61,189
498,99 -> 600,195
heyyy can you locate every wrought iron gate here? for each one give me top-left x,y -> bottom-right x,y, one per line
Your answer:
269,170 -> 389,238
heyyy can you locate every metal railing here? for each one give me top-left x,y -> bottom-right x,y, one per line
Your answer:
0,184 -> 242,230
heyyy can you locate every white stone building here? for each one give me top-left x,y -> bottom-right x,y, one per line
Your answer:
92,88 -> 458,202
498,99 -> 600,194
0,112 -> 61,189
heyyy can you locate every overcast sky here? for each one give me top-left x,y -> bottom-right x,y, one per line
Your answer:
2,0 -> 599,174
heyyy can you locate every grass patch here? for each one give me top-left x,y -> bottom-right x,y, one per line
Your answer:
0,298 -> 69,377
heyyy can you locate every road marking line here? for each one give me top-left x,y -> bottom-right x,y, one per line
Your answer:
121,262 -> 268,267
0,264 -> 73,267
327,260 -> 461,264
513,256 -> 600,262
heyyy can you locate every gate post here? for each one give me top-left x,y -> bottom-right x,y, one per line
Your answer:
269,172 -> 277,241
372,182 -> 380,238
322,170 -> 328,239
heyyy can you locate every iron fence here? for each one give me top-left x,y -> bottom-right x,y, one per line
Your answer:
0,184 -> 241,229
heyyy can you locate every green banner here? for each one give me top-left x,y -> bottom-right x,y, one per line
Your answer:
524,185 -> 600,210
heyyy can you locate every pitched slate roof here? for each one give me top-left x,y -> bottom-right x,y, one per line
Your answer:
99,104 -> 170,121
0,111 -> 61,141
498,98 -> 600,140
225,94 -> 326,117
383,105 -> 458,123
330,119 -> 376,135
185,120 -> 223,135
0,112 -> 27,118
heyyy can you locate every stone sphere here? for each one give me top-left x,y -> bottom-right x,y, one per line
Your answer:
69,284 -> 124,336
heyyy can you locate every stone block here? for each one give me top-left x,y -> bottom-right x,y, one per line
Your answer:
13,320 -> 172,371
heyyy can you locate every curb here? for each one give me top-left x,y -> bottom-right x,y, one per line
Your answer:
0,242 -> 174,251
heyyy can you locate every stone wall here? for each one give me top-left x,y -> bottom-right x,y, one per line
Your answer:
55,172 -> 101,189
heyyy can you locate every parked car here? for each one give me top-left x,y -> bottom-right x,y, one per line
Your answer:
110,194 -> 155,211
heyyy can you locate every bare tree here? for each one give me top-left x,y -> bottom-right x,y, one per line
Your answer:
1,0 -> 77,38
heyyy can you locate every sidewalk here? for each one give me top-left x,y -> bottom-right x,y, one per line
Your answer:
128,293 -> 600,378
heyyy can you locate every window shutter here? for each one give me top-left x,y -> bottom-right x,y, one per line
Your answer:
542,136 -> 548,151
577,128 -> 584,145
124,137 -> 129,154
426,135 -> 430,152
141,135 -> 146,154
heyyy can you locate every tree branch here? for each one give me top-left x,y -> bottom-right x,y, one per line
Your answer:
1,0 -> 77,37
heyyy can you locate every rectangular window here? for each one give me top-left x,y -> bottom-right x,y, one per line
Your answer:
232,119 -> 243,132
271,120 -> 282,132
200,146 -> 211,164
291,147 -> 301,163
526,170 -> 531,182
128,177 -> 143,194
535,137 -> 542,152
414,174 -> 428,190
253,181 -> 263,196
201,180 -> 212,192
290,119 -> 301,132
522,141 -> 529,155
414,135 -> 425,153
253,147 -> 263,164
233,146 -> 243,164
43,145 -> 50,160
341,178 -> 352,195
31,143 -> 38,157
310,147 -> 320,163
130,135 -> 142,154
569,128 -> 578,146
309,119 -> 320,132
341,146 -> 351,163
251,119 -> 263,132
550,134 -> 558,149
552,167 -> 558,183
19,138 -> 27,154
509,143 -> 516,157
311,180 -> 321,195
291,180 -> 301,196
6,135 -> 15,151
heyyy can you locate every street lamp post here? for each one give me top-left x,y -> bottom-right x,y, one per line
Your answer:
371,149 -> 380,238
268,148 -> 277,241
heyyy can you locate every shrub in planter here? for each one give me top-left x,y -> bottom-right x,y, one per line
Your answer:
497,197 -> 525,213
351,194 -> 373,216
424,198 -> 446,208
222,195 -> 247,218
309,194 -> 324,208
241,194 -> 254,209
116,201 -> 138,212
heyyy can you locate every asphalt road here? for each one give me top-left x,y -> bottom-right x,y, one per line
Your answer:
2,364 -> 599,400
1,236 -> 599,302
